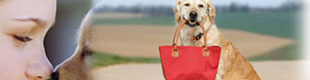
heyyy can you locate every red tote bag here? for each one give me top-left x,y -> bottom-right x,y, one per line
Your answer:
159,21 -> 221,80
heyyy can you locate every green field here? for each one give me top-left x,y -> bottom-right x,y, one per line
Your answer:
248,44 -> 301,61
92,12 -> 302,66
92,52 -> 160,67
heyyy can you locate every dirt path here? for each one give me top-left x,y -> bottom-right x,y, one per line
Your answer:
92,63 -> 164,80
90,25 -> 294,58
251,61 -> 307,80
92,61 -> 308,80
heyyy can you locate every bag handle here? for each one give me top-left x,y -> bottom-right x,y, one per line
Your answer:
171,20 -> 209,57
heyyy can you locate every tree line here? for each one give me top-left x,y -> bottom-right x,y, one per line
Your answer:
94,1 -> 301,17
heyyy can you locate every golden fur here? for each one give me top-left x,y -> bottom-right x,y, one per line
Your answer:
174,0 -> 261,79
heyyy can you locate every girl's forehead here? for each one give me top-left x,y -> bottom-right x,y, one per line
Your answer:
0,0 -> 56,27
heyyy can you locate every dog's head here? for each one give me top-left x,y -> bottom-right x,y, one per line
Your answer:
174,0 -> 215,27
50,46 -> 93,80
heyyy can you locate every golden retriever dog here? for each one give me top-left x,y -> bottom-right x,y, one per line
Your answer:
174,0 -> 261,79
51,10 -> 94,80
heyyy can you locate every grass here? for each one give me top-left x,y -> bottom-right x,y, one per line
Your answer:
248,43 -> 302,61
213,12 -> 301,61
215,12 -> 300,40
92,52 -> 160,67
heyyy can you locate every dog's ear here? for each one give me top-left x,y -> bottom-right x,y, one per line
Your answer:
174,0 -> 182,23
207,2 -> 216,20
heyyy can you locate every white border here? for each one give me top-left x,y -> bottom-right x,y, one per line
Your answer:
302,0 -> 310,79
303,0 -> 310,60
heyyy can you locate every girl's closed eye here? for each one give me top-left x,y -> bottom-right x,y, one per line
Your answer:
12,35 -> 33,42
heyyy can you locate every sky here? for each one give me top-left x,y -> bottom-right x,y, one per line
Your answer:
94,0 -> 298,8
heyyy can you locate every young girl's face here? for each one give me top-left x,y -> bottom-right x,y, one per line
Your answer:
0,0 -> 56,79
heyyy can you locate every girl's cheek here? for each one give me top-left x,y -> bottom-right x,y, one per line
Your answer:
0,34 -> 27,80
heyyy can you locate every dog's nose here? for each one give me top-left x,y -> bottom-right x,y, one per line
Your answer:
50,71 -> 59,80
189,11 -> 198,19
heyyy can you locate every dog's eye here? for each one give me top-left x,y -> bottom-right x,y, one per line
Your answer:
82,47 -> 93,57
198,4 -> 204,8
13,35 -> 33,42
184,3 -> 190,7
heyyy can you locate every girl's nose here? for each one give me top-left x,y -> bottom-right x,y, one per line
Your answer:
25,57 -> 53,79
25,45 -> 53,80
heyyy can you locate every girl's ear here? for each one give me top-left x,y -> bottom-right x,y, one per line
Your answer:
207,2 -> 216,20
174,1 -> 182,23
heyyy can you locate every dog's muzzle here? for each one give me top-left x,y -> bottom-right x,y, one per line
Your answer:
185,11 -> 199,27
50,71 -> 59,80
189,11 -> 198,19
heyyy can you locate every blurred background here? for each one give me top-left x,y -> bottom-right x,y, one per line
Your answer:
86,0 -> 304,80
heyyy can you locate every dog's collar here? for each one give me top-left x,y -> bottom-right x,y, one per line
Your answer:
192,32 -> 203,40
192,22 -> 212,41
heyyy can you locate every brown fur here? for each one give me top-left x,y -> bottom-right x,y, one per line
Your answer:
55,47 -> 92,80
174,0 -> 261,79
219,37 -> 261,80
